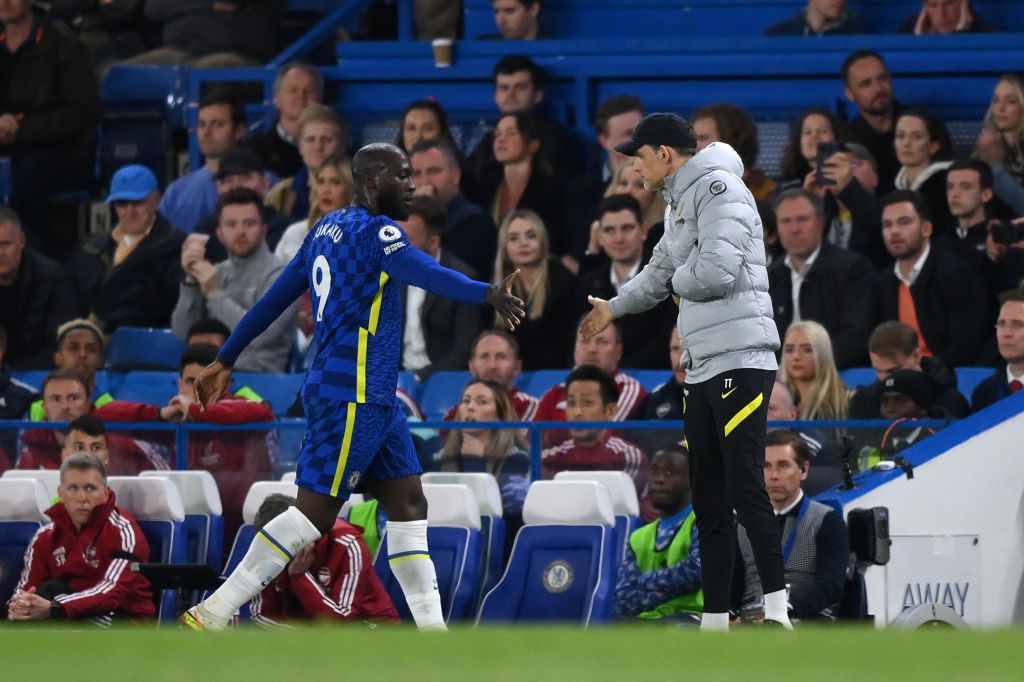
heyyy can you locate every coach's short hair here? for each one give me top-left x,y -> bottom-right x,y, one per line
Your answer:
868,321 -> 919,358
765,429 -> 811,470
566,365 -> 619,406
60,453 -> 107,483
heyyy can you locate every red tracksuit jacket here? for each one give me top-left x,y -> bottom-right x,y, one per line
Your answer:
250,519 -> 399,625
534,371 -> 647,447
541,432 -> 650,494
95,397 -> 275,538
11,490 -> 155,619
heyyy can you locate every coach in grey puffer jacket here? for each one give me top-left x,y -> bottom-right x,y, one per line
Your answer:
608,141 -> 780,382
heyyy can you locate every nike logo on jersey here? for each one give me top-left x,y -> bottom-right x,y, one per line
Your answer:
721,387 -> 737,399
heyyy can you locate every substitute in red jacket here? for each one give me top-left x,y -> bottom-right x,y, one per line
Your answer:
540,365 -> 649,495
7,453 -> 155,621
95,343 -> 275,538
248,494 -> 399,626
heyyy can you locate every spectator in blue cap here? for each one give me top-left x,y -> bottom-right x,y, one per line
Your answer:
69,164 -> 185,332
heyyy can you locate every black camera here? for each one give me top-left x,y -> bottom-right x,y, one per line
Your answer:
814,141 -> 845,187
990,220 -> 1024,248
847,507 -> 890,566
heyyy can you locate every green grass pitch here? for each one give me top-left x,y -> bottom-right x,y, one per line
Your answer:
2,625 -> 1023,681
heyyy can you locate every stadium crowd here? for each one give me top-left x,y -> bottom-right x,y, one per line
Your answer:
2,0 -> 1024,625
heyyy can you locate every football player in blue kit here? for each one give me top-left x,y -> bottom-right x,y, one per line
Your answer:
182,143 -> 525,631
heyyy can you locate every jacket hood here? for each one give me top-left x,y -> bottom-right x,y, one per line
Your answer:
920,354 -> 958,390
665,142 -> 745,201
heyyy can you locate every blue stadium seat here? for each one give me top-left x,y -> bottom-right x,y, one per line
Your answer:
419,371 -> 472,420
374,483 -> 484,623
397,371 -> 420,401
956,367 -> 994,402
114,371 -> 180,406
9,370 -> 48,392
629,370 -> 671,394
840,367 -> 878,389
0,479 -> 50,605
106,327 -> 185,371
107,476 -> 188,622
525,370 -> 566,399
223,481 -> 299,620
141,471 -> 224,570
554,471 -> 640,562
231,372 -> 305,416
421,472 -> 506,606
477,480 -> 617,625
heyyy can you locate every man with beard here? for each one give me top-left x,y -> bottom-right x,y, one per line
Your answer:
842,51 -> 905,195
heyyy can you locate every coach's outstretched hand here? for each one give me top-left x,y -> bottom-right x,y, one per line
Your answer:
579,295 -> 613,340
193,359 -> 233,410
486,269 -> 526,331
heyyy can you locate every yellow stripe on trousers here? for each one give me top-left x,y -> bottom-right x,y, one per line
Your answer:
330,402 -> 358,497
723,392 -> 764,437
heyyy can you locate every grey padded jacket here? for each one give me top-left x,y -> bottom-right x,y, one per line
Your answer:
608,142 -> 779,381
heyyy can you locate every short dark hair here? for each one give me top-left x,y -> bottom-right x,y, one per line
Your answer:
868,321 -> 918,358
597,193 -> 643,226
0,205 -> 22,231
56,319 -> 104,351
407,195 -> 447,238
274,61 -> 324,101
255,493 -> 296,530
409,137 -> 460,170
68,414 -> 106,438
774,187 -> 826,223
60,452 -> 107,483
999,289 -> 1024,306
594,95 -> 643,136
691,103 -> 759,171
472,329 -> 520,358
41,368 -> 88,397
880,189 -> 931,222
765,429 -> 811,470
199,92 -> 246,130
215,187 -> 266,226
896,108 -> 953,161
840,50 -> 887,85
566,364 -> 619,406
493,55 -> 543,89
180,343 -> 220,372
947,158 -> 994,191
187,318 -> 232,343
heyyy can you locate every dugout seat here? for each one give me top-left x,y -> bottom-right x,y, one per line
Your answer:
231,372 -> 305,416
2,469 -> 61,501
114,371 -> 179,406
421,472 -> 505,604
107,476 -> 187,622
956,367 -> 993,403
554,471 -> 640,562
105,327 -> 186,371
0,478 -> 50,605
839,367 -> 878,389
373,483 -> 483,623
140,471 -> 224,570
630,370 -> 671,394
525,370 -> 566,398
477,480 -> 616,625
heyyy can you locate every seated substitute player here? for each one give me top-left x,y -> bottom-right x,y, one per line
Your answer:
182,143 -> 525,631
7,454 -> 155,622
249,494 -> 399,627
614,448 -> 702,622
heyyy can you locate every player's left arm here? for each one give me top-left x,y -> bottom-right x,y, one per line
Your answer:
671,176 -> 746,301
384,240 -> 489,304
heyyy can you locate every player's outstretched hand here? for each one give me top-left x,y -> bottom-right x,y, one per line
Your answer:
486,269 -> 527,331
579,295 -> 613,340
193,359 -> 232,410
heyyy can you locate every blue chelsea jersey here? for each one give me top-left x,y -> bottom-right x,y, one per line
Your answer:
295,206 -> 410,406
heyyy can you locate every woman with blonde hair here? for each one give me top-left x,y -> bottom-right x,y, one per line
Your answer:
779,320 -> 849,421
274,153 -> 353,261
439,379 -> 531,513
493,209 -> 577,369
976,74 -> 1024,215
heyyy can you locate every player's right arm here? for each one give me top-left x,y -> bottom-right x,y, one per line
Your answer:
195,257 -> 308,407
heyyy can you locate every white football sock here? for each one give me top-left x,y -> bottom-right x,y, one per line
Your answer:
202,506 -> 321,624
700,611 -> 730,632
763,589 -> 794,630
386,520 -> 446,631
